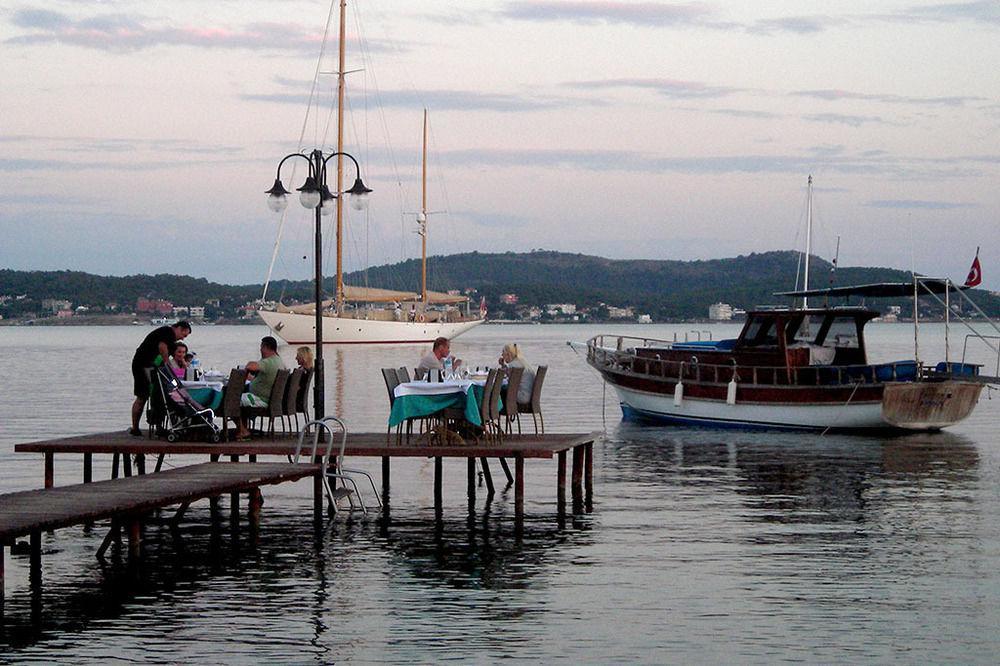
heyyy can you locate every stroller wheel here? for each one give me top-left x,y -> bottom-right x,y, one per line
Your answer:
209,431 -> 221,443
166,432 -> 178,443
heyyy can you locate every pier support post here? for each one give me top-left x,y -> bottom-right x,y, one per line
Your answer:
434,457 -> 443,513
127,520 -> 141,559
557,450 -> 567,511
584,442 -> 593,508
29,531 -> 41,588
571,445 -> 584,499
136,453 -> 146,475
1,544 -> 5,611
83,453 -> 92,484
382,456 -> 390,497
44,453 -> 54,488
313,470 -> 323,524
249,487 -> 263,528
514,454 -> 524,519
467,458 -> 476,504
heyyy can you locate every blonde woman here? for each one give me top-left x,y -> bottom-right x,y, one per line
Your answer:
295,346 -> 314,370
498,343 -> 535,404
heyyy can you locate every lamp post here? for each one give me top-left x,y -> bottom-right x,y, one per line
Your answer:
266,149 -> 371,422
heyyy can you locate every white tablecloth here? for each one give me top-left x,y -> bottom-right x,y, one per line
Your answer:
181,380 -> 225,392
394,379 -> 484,398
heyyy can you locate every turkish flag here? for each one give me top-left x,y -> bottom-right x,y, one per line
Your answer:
965,254 -> 982,287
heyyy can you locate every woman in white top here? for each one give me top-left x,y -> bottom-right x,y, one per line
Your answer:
499,343 -> 535,404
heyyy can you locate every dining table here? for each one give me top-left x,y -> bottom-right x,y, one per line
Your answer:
388,379 -> 492,428
181,379 -> 225,411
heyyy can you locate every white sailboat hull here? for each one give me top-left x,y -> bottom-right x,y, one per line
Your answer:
258,310 -> 484,344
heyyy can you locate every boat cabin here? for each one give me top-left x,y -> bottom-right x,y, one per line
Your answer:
639,307 -> 879,369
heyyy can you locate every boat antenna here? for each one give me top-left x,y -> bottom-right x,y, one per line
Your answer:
803,174 -> 813,310
826,235 -> 840,308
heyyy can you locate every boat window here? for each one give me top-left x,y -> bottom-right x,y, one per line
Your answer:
742,316 -> 779,347
819,317 -> 860,349
787,315 -> 818,345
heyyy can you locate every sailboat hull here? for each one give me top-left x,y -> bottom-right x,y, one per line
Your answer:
258,310 -> 484,344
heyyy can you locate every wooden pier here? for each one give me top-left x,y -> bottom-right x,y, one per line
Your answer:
3,430 -> 596,608
0,462 -> 322,607
14,430 -> 598,517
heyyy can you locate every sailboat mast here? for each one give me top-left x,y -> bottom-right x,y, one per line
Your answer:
803,174 -> 813,310
421,109 -> 428,306
334,0 -> 347,314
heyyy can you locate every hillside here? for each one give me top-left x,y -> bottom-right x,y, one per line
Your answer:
2,251 -> 998,321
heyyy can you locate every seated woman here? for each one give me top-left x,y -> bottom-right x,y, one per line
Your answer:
295,346 -> 314,370
498,343 -> 535,404
171,343 -> 189,380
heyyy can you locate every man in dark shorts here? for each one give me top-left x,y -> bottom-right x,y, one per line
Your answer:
130,320 -> 192,436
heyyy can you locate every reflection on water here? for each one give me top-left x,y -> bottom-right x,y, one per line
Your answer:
1,325 -> 999,662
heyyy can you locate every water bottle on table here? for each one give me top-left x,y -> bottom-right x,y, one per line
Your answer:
443,356 -> 453,380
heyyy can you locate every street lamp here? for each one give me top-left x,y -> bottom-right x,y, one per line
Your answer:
266,149 -> 371,422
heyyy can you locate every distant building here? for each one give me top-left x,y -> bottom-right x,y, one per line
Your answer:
607,305 -> 634,319
546,303 -> 576,315
42,298 -> 72,313
500,293 -> 519,305
137,298 -> 173,315
172,306 -> 189,318
637,314 -> 652,324
188,306 -> 205,319
56,309 -> 74,318
709,303 -> 734,321
527,307 -> 542,320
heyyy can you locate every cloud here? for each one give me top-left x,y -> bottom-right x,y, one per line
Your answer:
499,1 -> 717,27
792,89 -> 984,107
865,199 -> 977,209
803,113 -> 890,127
568,78 -> 741,99
7,8 -> 330,53
748,15 -> 849,35
898,1 -> 1000,26
435,147 -> 978,178
244,77 -> 595,112
701,108 -> 779,119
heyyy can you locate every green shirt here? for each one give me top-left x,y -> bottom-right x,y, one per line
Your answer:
249,354 -> 284,400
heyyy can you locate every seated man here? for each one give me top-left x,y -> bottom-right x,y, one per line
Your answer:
418,336 -> 462,371
235,336 -> 285,439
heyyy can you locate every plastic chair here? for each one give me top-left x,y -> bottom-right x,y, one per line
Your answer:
500,367 -> 524,435
382,368 -> 401,442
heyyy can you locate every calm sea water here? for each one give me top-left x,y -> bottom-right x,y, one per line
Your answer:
0,323 -> 998,663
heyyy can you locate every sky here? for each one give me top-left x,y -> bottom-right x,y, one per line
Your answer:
1,0 -> 998,291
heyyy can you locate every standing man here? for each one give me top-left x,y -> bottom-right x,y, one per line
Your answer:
130,320 -> 191,436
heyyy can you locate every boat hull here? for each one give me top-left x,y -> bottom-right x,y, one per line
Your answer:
611,383 -> 886,430
258,310 -> 484,344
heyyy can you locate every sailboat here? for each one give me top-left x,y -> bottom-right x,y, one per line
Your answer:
258,4 -> 484,345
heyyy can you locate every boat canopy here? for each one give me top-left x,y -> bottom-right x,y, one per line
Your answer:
776,279 -> 966,299
275,285 -> 468,313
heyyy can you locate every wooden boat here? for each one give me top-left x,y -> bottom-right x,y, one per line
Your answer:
586,300 -> 991,431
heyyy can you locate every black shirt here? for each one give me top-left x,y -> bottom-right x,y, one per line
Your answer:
132,326 -> 178,367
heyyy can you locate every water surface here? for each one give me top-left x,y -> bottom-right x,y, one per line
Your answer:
0,323 -> 997,662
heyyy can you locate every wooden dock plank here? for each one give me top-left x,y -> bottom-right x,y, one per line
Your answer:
14,431 -> 598,460
0,462 -> 319,539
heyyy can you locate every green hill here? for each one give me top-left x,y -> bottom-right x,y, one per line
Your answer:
2,251 -> 997,321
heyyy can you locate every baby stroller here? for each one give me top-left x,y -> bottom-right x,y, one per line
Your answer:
149,365 -> 222,443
